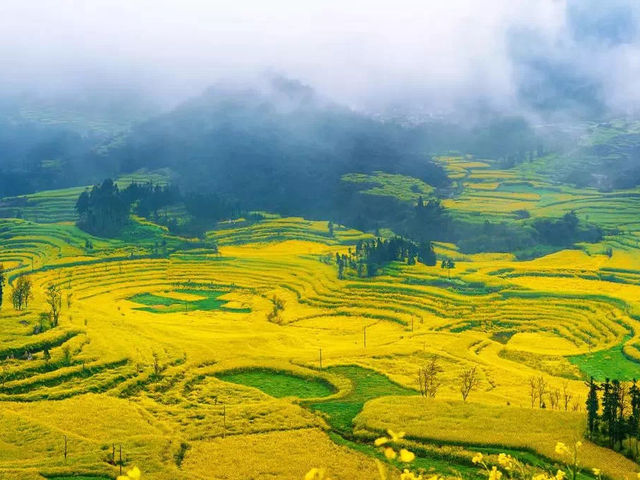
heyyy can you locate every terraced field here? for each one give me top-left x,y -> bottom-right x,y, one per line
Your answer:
437,155 -> 640,230
3,168 -> 640,479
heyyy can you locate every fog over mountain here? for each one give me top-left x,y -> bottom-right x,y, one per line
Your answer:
1,0 -> 639,119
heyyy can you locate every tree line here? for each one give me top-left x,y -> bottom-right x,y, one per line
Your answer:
333,236 -> 437,278
76,179 -> 242,237
585,377 -> 640,460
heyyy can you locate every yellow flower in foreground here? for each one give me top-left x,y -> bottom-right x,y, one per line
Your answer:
400,469 -> 422,480
387,429 -> 406,442
497,453 -> 514,469
384,447 -> 397,460
488,466 -> 502,480
375,436 -> 389,447
471,452 -> 483,464
555,442 -> 570,456
555,470 -> 566,480
304,468 -> 328,480
117,466 -> 141,480
127,467 -> 141,480
399,448 -> 415,463
532,474 -> 550,480
636,473 -> 640,480
592,468 -> 600,476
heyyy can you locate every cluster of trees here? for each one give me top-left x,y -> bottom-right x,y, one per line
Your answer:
585,378 -> 640,458
405,197 -> 451,242
338,191 -> 602,259
176,193 -> 243,238
0,266 -> 33,313
0,265 -> 65,337
76,179 -> 186,236
266,295 -> 286,323
76,178 -> 243,238
76,179 -> 130,236
334,236 -> 436,278
527,376 -> 579,411
120,182 -> 179,218
417,356 -> 481,402
11,276 -> 33,310
533,211 -> 602,246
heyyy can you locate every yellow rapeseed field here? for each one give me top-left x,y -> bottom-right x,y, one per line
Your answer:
4,167 -> 640,478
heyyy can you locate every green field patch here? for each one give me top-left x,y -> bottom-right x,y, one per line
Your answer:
215,369 -> 335,398
307,365 -> 417,434
569,341 -> 640,380
128,289 -> 250,314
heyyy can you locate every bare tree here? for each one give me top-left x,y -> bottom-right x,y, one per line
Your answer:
11,275 -> 32,310
549,388 -> 560,410
535,376 -> 547,408
45,284 -> 62,327
459,366 -> 480,401
562,380 -> 572,411
152,351 -> 162,378
528,377 -> 538,408
267,295 -> 286,323
418,356 -> 443,398
571,396 -> 582,412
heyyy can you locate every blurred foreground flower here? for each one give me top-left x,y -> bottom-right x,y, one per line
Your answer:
305,467 -> 331,480
117,466 -> 141,480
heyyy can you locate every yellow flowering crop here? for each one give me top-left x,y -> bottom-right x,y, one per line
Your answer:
117,466 -> 141,480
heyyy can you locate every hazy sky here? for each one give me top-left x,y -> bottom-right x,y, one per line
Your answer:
1,0 -> 639,116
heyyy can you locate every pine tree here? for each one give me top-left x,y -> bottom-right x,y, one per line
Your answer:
630,379 -> 640,439
586,377 -> 600,439
602,379 -> 616,448
612,379 -> 624,449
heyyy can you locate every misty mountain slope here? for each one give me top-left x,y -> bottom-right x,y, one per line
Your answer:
517,120 -> 640,190
100,80 -> 449,217
0,89 -> 161,197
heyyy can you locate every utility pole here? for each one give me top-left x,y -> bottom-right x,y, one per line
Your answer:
363,326 -> 367,348
63,435 -> 67,462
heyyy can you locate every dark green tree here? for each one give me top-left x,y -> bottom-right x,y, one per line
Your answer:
630,379 -> 640,439
0,263 -> 5,309
602,379 -> 616,447
586,377 -> 600,439
441,258 -> 455,279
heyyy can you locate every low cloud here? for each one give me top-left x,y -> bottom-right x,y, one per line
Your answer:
1,0 -> 638,118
